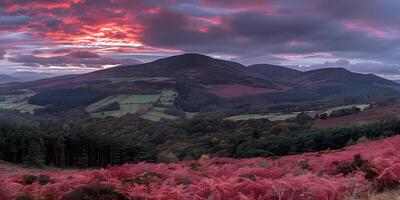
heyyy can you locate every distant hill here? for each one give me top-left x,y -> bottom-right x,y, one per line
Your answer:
393,80 -> 400,84
0,74 -> 19,83
248,64 -> 303,80
249,66 -> 400,101
0,72 -> 57,84
11,71 -> 56,81
1,53 -> 399,114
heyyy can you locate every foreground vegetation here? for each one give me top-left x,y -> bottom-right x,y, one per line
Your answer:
0,112 -> 400,168
2,135 -> 400,199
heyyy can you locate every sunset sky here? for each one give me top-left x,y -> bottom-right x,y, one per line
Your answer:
1,0 -> 400,79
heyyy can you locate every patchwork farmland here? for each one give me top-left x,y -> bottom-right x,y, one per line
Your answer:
0,90 -> 43,113
87,90 -> 180,121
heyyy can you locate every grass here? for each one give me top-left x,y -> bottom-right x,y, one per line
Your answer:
152,107 -> 167,112
160,90 -> 178,106
323,104 -> 370,115
185,112 -> 198,119
146,111 -> 179,120
365,190 -> 400,200
225,113 -> 298,121
0,90 -> 43,113
0,101 -> 42,114
90,104 -> 152,118
140,114 -> 161,122
119,94 -> 160,104
342,188 -> 400,200
87,90 -> 178,118
87,94 -> 159,117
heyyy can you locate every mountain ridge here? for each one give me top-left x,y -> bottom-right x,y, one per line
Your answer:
1,53 -> 399,114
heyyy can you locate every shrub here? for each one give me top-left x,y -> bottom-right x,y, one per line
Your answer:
60,184 -> 128,200
298,160 -> 311,170
122,171 -> 164,186
21,175 -> 37,185
157,151 -> 179,163
38,175 -> 52,185
333,154 -> 378,180
15,193 -> 34,200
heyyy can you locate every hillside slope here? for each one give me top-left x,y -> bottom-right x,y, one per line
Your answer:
1,54 -> 399,115
2,135 -> 400,199
0,74 -> 19,83
251,66 -> 400,102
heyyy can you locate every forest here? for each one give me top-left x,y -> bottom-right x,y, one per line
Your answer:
0,113 -> 399,168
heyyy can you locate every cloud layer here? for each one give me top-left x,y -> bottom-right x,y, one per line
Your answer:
0,0 -> 400,77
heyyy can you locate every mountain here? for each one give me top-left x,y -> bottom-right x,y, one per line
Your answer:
9,53 -> 287,95
1,53 -> 399,115
248,64 -> 303,80
248,66 -> 400,101
83,53 -> 274,85
0,72 -> 57,84
11,71 -> 56,81
0,74 -> 19,83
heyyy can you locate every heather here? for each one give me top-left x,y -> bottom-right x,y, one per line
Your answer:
2,135 -> 400,199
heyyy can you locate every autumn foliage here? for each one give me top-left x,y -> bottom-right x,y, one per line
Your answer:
2,135 -> 400,200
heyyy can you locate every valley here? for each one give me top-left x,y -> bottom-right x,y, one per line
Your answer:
0,54 -> 398,122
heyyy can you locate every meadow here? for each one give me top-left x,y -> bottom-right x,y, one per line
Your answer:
225,112 -> 299,121
0,90 -> 43,114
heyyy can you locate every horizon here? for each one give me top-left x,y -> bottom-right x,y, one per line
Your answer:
1,1 -> 400,79
4,53 -> 398,81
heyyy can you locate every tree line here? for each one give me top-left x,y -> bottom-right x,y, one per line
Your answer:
0,113 -> 399,168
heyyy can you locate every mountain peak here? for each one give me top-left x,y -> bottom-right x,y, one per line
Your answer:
308,67 -> 350,73
149,53 -> 216,67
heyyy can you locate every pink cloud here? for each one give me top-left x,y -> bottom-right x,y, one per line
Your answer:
342,21 -> 389,37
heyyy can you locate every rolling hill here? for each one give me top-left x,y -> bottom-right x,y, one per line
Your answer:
251,65 -> 400,102
0,74 -> 19,83
0,72 -> 57,84
248,64 -> 303,80
0,53 -> 399,117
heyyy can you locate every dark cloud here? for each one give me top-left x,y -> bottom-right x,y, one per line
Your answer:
68,51 -> 100,59
8,51 -> 141,68
0,50 -> 5,59
0,0 -> 400,76
292,59 -> 400,79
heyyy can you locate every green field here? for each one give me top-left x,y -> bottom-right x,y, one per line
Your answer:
323,104 -> 369,115
185,112 -> 198,119
225,113 -> 299,121
152,107 -> 167,112
160,90 -> 178,106
0,90 -> 43,114
87,94 -> 160,117
119,94 -> 160,104
88,90 -> 178,118
140,110 -> 179,121
140,114 -> 161,122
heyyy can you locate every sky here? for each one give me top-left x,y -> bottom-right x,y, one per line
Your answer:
1,0 -> 400,79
